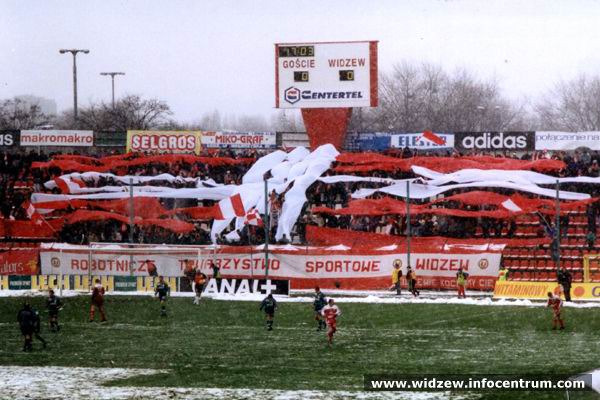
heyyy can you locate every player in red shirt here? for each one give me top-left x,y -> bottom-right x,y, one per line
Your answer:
547,292 -> 564,330
89,279 -> 107,323
321,299 -> 341,346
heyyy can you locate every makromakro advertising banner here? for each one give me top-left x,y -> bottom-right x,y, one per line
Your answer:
20,130 -> 93,147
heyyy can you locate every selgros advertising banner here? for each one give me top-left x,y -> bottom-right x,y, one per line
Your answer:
201,131 -> 276,148
535,131 -> 600,151
0,130 -> 19,147
40,244 -> 501,290
454,132 -> 534,152
391,133 -> 454,149
126,130 -> 202,154
21,130 -> 93,147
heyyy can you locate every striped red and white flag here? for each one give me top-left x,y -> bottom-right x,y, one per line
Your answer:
421,130 -> 446,146
244,208 -> 264,227
215,193 -> 246,220
53,177 -> 71,193
22,201 -> 44,225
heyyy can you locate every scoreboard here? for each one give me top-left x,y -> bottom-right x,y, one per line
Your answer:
275,41 -> 378,109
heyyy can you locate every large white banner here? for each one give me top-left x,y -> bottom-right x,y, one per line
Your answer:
535,131 -> 600,150
202,131 -> 276,148
21,130 -> 93,147
40,244 -> 500,280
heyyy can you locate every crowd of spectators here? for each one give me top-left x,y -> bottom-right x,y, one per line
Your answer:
2,146 -> 600,247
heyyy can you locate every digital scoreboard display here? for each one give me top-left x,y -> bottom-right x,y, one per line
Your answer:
275,41 -> 378,109
278,46 -> 315,58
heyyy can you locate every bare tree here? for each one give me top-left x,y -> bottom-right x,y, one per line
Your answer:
366,61 -> 530,132
536,74 -> 600,131
55,95 -> 173,131
270,110 -> 304,132
0,98 -> 50,129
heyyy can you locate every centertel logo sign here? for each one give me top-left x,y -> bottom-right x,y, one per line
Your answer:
455,132 -> 534,152
284,86 -> 364,105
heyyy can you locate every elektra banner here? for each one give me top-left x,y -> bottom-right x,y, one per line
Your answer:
454,132 -> 534,152
535,131 -> 600,151
126,130 -> 202,154
201,131 -> 276,148
40,244 -> 501,290
20,130 -> 93,147
391,133 -> 454,149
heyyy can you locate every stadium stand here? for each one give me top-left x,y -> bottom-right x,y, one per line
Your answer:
2,145 -> 600,285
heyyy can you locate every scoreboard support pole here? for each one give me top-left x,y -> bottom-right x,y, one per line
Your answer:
301,107 -> 353,150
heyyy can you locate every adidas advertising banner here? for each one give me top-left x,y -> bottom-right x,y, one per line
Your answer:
0,130 -> 19,147
535,131 -> 600,151
454,132 -> 534,152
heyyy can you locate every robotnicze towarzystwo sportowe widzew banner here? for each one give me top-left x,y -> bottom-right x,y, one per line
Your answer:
40,243 -> 501,290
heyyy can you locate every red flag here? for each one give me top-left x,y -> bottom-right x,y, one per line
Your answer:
421,131 -> 445,146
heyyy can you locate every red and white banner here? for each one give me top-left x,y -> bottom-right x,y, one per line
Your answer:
40,243 -> 501,290
20,130 -> 93,147
216,194 -> 246,219
202,131 -> 276,148
0,249 -> 39,275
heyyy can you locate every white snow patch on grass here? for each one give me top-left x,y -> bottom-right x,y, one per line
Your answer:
0,366 -> 472,400
2,289 -> 600,308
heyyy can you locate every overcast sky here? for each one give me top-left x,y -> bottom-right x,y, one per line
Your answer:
2,0 -> 600,123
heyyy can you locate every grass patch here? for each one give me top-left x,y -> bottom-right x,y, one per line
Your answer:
1,295 -> 600,399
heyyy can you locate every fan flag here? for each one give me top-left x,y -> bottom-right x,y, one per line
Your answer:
244,208 -> 264,227
53,177 -> 71,193
23,201 -> 43,225
421,130 -> 446,146
215,193 -> 246,220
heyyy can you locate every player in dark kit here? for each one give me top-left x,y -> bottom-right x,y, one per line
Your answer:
193,270 -> 208,305
89,279 -> 107,322
17,302 -> 46,351
46,289 -> 63,332
313,286 -> 327,331
259,293 -> 277,331
155,276 -> 170,316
